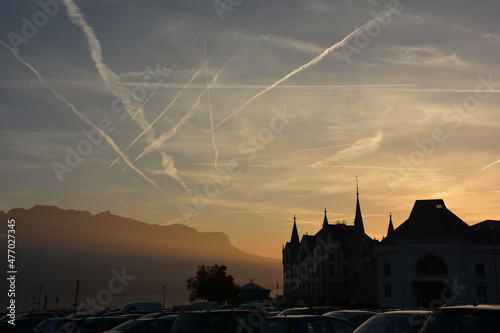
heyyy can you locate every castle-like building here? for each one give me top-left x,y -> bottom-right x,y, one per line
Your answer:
282,187 -> 378,307
282,190 -> 500,308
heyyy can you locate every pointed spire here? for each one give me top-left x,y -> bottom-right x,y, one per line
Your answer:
387,212 -> 394,237
323,208 -> 328,228
290,215 -> 299,246
353,176 -> 365,243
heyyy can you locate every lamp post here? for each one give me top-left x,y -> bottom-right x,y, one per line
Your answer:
38,286 -> 42,311
163,286 -> 166,308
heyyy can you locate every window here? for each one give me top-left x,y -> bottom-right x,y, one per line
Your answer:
477,285 -> 487,303
384,284 -> 392,298
307,319 -> 330,333
416,255 -> 448,275
384,263 -> 391,276
476,263 -> 485,276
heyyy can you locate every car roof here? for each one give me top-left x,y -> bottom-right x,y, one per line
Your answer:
375,310 -> 431,316
267,315 -> 337,320
436,304 -> 500,311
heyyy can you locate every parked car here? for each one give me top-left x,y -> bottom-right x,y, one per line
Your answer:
170,310 -> 265,333
105,316 -> 177,333
0,312 -> 64,322
323,310 -> 377,327
261,315 -> 356,333
119,303 -> 163,315
352,310 -> 431,333
277,307 -> 335,317
138,312 -> 176,319
34,318 -> 74,333
59,316 -> 132,333
0,317 -> 49,333
420,304 -> 500,333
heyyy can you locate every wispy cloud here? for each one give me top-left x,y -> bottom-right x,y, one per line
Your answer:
136,58 -> 234,161
227,30 -> 326,54
381,45 -> 468,67
62,0 -> 191,193
214,10 -> 395,129
310,130 -> 383,167
0,41 -> 168,196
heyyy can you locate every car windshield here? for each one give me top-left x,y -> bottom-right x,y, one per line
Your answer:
111,320 -> 142,331
261,319 -> 297,333
355,314 -> 428,333
421,310 -> 500,333
36,320 -> 50,328
170,313 -> 204,333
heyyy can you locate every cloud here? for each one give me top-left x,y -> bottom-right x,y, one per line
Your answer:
0,41 -> 168,196
380,45 -> 468,67
227,31 -> 326,54
310,130 -> 383,167
215,10 -> 396,128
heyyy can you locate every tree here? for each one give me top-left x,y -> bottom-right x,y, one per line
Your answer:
186,264 -> 240,304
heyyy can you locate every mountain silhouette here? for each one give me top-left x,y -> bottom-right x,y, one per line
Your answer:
1,206 -> 281,311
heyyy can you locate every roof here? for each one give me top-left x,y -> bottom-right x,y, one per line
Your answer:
240,281 -> 270,292
470,220 -> 500,244
381,199 -> 473,243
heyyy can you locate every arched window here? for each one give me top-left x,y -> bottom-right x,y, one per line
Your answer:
416,255 -> 448,275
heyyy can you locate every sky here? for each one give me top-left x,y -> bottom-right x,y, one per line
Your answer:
1,0 -> 499,259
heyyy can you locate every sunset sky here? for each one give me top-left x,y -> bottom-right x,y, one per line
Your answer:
1,0 -> 499,259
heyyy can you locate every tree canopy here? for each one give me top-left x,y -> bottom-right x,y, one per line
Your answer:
186,264 -> 240,303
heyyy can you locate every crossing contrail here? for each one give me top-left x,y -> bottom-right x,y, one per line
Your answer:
62,0 -> 120,94
109,60 -> 206,168
204,33 -> 219,171
214,10 -> 394,129
136,58 -> 234,161
63,0 -> 191,193
0,41 -> 168,196
128,0 -> 231,120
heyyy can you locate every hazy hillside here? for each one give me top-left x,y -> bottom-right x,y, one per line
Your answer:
0,206 -> 281,311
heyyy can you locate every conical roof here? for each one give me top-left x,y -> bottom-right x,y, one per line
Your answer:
290,215 -> 299,246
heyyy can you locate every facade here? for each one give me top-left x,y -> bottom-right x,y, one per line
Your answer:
282,190 -> 378,307
282,196 -> 500,309
375,199 -> 500,308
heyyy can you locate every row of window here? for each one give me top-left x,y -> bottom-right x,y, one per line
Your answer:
284,251 -> 353,263
382,260 -> 486,277
383,284 -> 488,302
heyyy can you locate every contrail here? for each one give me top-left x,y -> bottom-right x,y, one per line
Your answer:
136,58 -> 234,161
62,0 -> 120,93
204,33 -> 218,171
214,10 -> 394,129
62,0 -> 190,192
310,130 -> 383,167
2,79 -> 422,90
128,0 -> 232,120
479,159 -> 500,172
109,60 -> 206,168
136,88 -> 206,161
0,41 -> 168,196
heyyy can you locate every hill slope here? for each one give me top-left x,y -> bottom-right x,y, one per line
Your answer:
0,206 -> 281,311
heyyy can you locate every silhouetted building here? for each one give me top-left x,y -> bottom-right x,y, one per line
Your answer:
282,186 -> 378,307
239,280 -> 271,301
376,199 -> 500,308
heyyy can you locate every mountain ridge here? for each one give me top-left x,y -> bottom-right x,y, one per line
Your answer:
0,205 -> 282,311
